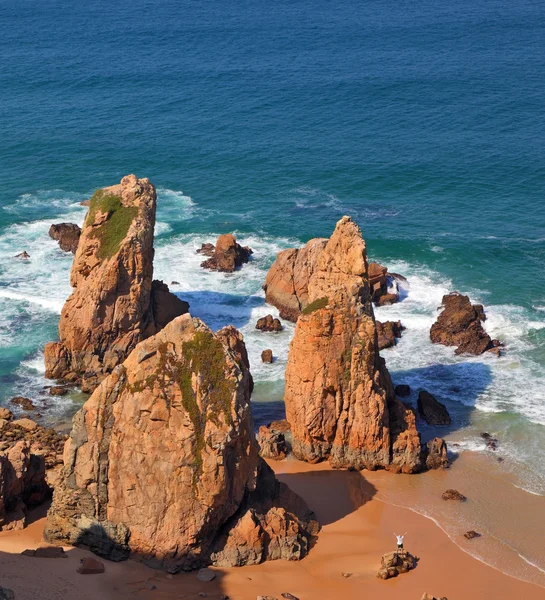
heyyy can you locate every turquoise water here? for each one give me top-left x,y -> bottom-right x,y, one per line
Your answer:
1,0 -> 545,573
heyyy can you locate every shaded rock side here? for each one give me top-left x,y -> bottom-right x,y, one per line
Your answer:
0,441 -> 50,531
44,314 -> 318,571
430,292 -> 501,355
200,234 -> 252,272
284,217 -> 422,473
44,175 -> 188,392
49,223 -> 81,254
417,391 -> 452,426
263,238 -> 328,322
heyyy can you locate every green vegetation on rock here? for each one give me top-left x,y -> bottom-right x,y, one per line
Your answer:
86,189 -> 138,260
302,296 -> 329,315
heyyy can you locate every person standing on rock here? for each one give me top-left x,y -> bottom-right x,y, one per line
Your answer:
394,532 -> 406,553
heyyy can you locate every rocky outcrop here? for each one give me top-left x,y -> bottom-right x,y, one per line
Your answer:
417,391 -> 451,426
376,320 -> 404,351
284,217 -> 422,473
257,421 -> 290,460
49,223 -> 81,254
430,292 -> 502,355
264,242 -> 406,322
0,440 -> 50,531
377,550 -> 417,579
256,315 -> 282,332
424,437 -> 449,470
200,234 -> 252,272
261,349 -> 273,363
43,175 -> 188,392
44,314 -> 318,571
263,238 -> 328,322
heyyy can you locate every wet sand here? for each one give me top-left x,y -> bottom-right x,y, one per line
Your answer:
0,457 -> 543,600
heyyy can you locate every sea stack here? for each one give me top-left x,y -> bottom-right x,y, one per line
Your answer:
284,216 -> 422,472
43,175 -> 188,392
44,314 -> 318,571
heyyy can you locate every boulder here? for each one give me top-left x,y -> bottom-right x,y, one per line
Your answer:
11,419 -> 38,432
77,557 -> 105,574
48,386 -> 68,396
0,409 -> 13,421
377,550 -> 417,579
44,314 -> 318,571
464,530 -> 481,540
48,223 -> 81,254
284,217 -> 422,473
0,441 -> 50,531
417,391 -> 451,426
200,234 -> 252,272
15,251 -> 30,259
394,384 -> 411,397
263,238 -> 328,322
256,315 -> 282,332
376,320 -> 404,351
261,350 -> 273,364
196,568 -> 216,582
10,397 -> 35,411
425,437 -> 449,470
43,175 -> 188,392
257,422 -> 289,460
442,489 -> 467,501
430,292 -> 502,355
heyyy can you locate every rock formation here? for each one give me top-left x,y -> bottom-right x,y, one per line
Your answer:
257,421 -> 290,460
424,437 -> 449,469
49,223 -> 81,254
376,320 -> 404,351
0,440 -> 50,531
417,391 -> 452,426
44,314 -> 318,571
199,234 -> 252,272
264,241 -> 405,322
261,349 -> 273,363
263,238 -> 328,321
394,384 -> 411,397
377,550 -> 417,579
284,217 -> 422,473
256,314 -> 282,332
430,292 -> 502,355
43,175 -> 188,392
442,489 -> 467,501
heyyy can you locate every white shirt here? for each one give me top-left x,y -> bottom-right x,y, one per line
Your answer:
396,535 -> 404,545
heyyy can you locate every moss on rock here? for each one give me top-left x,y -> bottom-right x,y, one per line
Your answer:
302,296 -> 329,315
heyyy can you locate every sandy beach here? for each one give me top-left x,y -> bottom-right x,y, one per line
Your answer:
1,456 -> 543,600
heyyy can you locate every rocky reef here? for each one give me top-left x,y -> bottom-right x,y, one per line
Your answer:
430,292 -> 501,355
43,175 -> 188,392
284,216 -> 423,473
44,314 -> 318,571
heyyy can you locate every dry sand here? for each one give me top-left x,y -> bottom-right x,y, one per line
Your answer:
0,458 -> 543,600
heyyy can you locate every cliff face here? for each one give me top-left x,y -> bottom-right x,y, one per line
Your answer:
284,217 -> 422,473
44,314 -> 318,571
44,175 -> 188,392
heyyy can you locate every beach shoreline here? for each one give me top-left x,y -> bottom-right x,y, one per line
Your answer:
1,456 -> 543,600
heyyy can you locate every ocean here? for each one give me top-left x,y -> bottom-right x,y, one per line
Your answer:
1,0 -> 544,587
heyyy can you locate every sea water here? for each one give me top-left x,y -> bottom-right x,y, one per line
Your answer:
1,0 -> 544,585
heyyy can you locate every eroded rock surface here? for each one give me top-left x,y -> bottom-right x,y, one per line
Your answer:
257,421 -> 290,460
284,217 -> 422,473
44,175 -> 188,392
44,314 -> 318,571
49,223 -> 81,254
200,234 -> 252,272
376,320 -> 404,351
424,437 -> 449,470
430,292 -> 501,355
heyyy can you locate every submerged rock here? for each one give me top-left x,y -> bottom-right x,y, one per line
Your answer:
417,391 -> 451,426
284,217 -> 422,473
200,234 -> 252,272
48,223 -> 81,254
43,175 -> 188,392
44,314 -> 318,571
430,292 -> 502,355
10,397 -> 36,411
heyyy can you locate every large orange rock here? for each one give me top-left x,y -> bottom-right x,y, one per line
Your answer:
44,175 -> 188,392
284,217 -> 422,473
263,238 -> 327,321
44,314 -> 318,571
